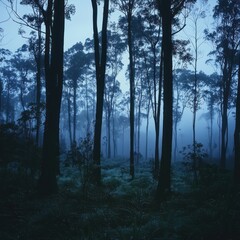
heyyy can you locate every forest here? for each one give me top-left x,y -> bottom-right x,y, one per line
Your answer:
0,0 -> 240,239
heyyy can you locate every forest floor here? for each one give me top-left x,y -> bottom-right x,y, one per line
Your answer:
1,158 -> 240,240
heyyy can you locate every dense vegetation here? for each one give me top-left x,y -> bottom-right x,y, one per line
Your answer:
0,0 -> 240,238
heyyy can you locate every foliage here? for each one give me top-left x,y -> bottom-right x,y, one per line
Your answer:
0,123 -> 41,176
180,142 -> 208,184
17,102 -> 45,138
1,160 -> 240,240
65,133 -> 94,196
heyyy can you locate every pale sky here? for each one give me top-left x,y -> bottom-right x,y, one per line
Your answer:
0,0 -> 94,51
0,0 -> 216,74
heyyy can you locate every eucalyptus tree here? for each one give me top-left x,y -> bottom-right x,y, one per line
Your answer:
0,54 -> 18,123
111,0 -> 144,178
104,75 -> 122,158
205,0 -> 240,168
20,0 -> 45,146
156,0 -> 197,198
11,44 -> 35,112
172,69 -> 191,161
234,54 -> 240,185
135,0 -> 162,173
81,38 -> 97,134
91,0 -> 110,184
202,72 -> 220,159
182,1 -> 208,167
64,42 -> 90,146
28,0 -> 66,195
0,49 -> 12,122
103,27 -> 125,159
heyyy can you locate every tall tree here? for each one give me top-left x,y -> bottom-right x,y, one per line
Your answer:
156,0 -> 173,197
111,0 -> 141,178
234,52 -> 240,185
38,0 -> 65,195
186,1 -> 207,175
64,42 -> 90,146
20,1 -> 44,146
91,0 -> 110,184
206,0 -> 240,168
103,27 -> 124,159
156,0 -> 196,198
138,0 -> 162,175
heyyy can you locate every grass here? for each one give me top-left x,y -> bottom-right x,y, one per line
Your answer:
1,160 -> 240,240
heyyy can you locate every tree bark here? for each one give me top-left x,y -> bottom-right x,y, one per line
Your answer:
127,8 -> 135,179
156,0 -> 173,198
38,0 -> 65,195
92,0 -> 109,184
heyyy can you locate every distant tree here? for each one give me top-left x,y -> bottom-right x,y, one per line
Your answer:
202,73 -> 220,159
11,45 -> 35,111
173,69 -> 191,161
205,0 -> 240,168
172,38 -> 193,162
0,56 -> 18,123
64,42 -> 90,146
137,0 -> 162,175
234,53 -> 240,186
19,1 -> 45,146
118,114 -> 129,157
184,1 -> 207,168
0,49 -> 13,122
103,27 -> 124,159
91,0 -> 110,184
112,0 -> 145,178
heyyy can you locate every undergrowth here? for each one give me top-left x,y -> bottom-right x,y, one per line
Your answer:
1,160 -> 240,240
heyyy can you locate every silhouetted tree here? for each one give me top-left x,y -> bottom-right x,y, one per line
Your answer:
112,0 -> 139,178
91,0 -> 110,184
37,0 -> 65,195
156,0 -> 196,198
234,53 -> 240,185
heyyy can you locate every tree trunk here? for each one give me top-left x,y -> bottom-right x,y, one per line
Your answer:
92,0 -> 109,184
145,99 -> 150,160
67,90 -> 73,147
127,10 -> 135,179
156,0 -> 173,198
38,0 -> 65,195
73,78 -> 77,143
234,54 -> 240,185
220,44 -> 234,168
35,21 -> 42,147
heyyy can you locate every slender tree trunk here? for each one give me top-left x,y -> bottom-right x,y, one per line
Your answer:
6,80 -> 10,123
145,100 -> 150,161
73,78 -> 77,143
127,10 -> 135,179
107,107 -> 111,159
220,45 -> 234,168
137,90 -> 142,164
85,78 -> 90,133
156,0 -> 173,198
67,90 -> 73,147
193,62 -> 198,183
92,0 -> 109,184
39,0 -> 65,195
112,108 -> 117,158
234,54 -> 240,185
208,97 -> 213,159
36,22 -> 42,147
